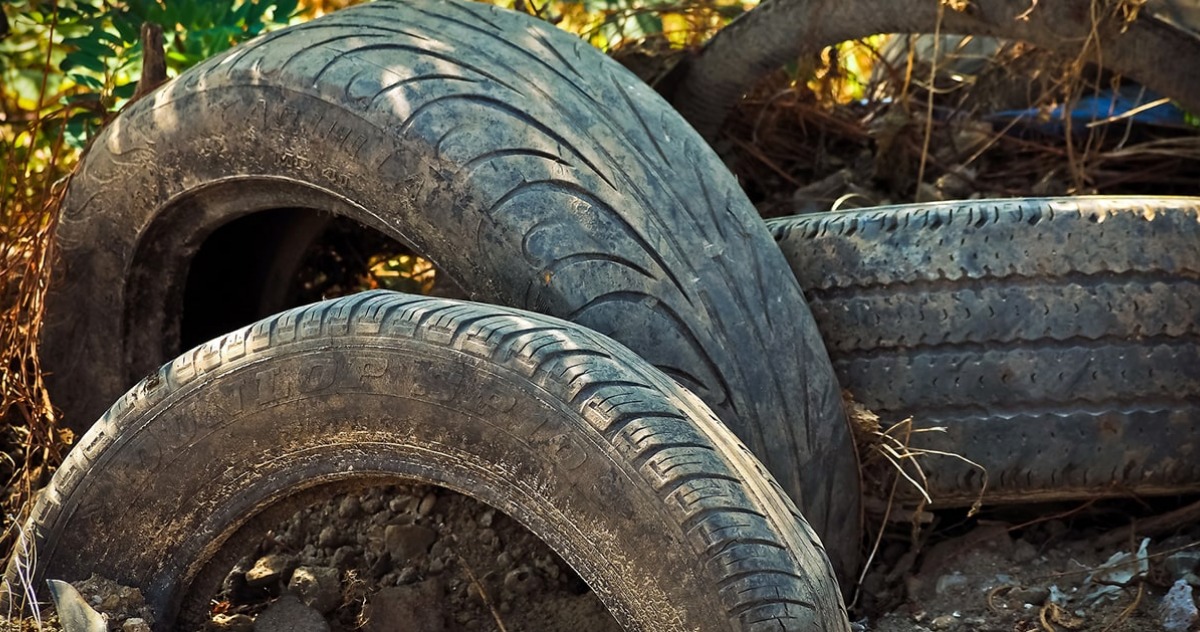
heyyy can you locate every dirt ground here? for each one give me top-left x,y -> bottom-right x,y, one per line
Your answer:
857,502 -> 1200,632
21,490 -> 1199,632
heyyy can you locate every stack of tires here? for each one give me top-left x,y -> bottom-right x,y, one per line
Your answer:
10,1 -> 856,630
7,0 -> 1199,630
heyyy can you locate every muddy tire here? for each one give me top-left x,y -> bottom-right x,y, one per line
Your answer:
768,197 -> 1200,505
11,292 -> 850,631
44,0 -> 860,575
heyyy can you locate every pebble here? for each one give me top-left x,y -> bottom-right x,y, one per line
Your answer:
317,525 -> 341,548
935,572 -> 968,595
361,494 -> 384,514
253,594 -> 330,632
504,566 -> 538,594
337,495 -> 361,519
418,492 -> 438,517
1164,551 -> 1200,581
1009,585 -> 1050,606
122,618 -> 151,632
1161,579 -> 1199,632
388,496 -> 410,513
203,613 -> 254,632
331,545 -> 357,568
1010,539 -> 1039,564
930,614 -> 956,630
385,524 -> 438,562
245,554 -> 296,588
362,580 -> 445,632
287,566 -> 341,614
479,509 -> 495,528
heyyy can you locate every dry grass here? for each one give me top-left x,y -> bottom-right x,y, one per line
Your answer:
0,4 -> 73,601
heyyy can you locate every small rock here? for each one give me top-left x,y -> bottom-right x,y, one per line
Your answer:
1011,539 -> 1039,563
362,579 -> 445,632
385,524 -> 438,562
254,594 -> 330,632
331,545 -> 357,568
935,572 -> 968,596
397,566 -> 420,585
387,496 -> 410,513
930,614 -> 956,630
1009,585 -> 1050,606
317,525 -> 341,548
418,492 -> 438,517
479,509 -> 495,528
203,613 -> 254,632
362,495 -> 384,514
915,181 -> 943,203
72,575 -> 155,625
504,566 -> 539,594
288,566 -> 341,614
337,496 -> 361,519
1165,551 -> 1200,581
1161,579 -> 1199,632
122,618 -> 151,632
245,554 -> 296,588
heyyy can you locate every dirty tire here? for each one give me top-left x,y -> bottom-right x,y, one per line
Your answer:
10,291 -> 851,632
768,197 -> 1200,506
44,0 -> 860,577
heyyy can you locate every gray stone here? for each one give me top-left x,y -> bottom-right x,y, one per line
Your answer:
385,524 -> 437,562
1165,551 -> 1200,581
503,566 -> 540,594
317,525 -> 341,548
254,594 -> 330,632
288,566 -> 342,614
337,496 -> 361,519
1010,539 -> 1039,564
122,618 -> 151,632
1009,585 -> 1050,606
935,572 -> 968,596
362,580 -> 445,632
930,614 -> 957,630
417,492 -> 438,518
1161,579 -> 1199,632
245,554 -> 296,588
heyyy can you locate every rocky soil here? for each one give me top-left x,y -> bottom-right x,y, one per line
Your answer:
203,483 -> 621,632
12,491 -> 1200,632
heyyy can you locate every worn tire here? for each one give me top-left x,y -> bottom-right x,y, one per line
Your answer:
44,0 -> 860,576
768,197 -> 1200,506
10,291 -> 850,631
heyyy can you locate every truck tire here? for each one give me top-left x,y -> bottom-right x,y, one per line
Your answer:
11,291 -> 850,631
768,197 -> 1200,506
44,0 -> 860,576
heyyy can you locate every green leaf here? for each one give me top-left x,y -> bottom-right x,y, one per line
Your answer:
61,50 -> 107,73
273,0 -> 299,22
112,13 -> 141,41
64,33 -> 114,58
66,71 -> 104,90
64,111 -> 100,149
633,12 -> 662,37
112,81 -> 138,99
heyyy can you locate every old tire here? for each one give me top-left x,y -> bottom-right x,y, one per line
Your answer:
768,197 -> 1200,506
45,0 -> 860,575
12,291 -> 850,631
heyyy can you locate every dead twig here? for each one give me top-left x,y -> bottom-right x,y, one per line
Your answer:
1097,498 -> 1200,548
